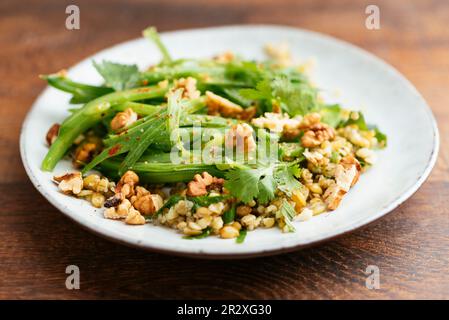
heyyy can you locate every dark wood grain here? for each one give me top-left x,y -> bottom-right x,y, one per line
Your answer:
0,0 -> 448,299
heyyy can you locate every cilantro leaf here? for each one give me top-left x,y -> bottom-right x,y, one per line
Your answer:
271,76 -> 319,116
224,162 -> 303,204
224,166 -> 271,204
320,104 -> 343,128
93,60 -> 140,91
274,163 -> 302,197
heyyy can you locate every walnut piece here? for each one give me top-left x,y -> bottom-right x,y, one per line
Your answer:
301,123 -> 336,148
225,123 -> 257,154
206,91 -> 243,117
187,172 -> 224,197
54,172 -> 83,195
110,108 -> 138,132
115,170 -> 139,199
133,191 -> 164,215
125,207 -> 146,225
171,77 -> 201,100
46,123 -> 60,146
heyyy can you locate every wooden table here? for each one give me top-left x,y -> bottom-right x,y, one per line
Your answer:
1,0 -> 448,299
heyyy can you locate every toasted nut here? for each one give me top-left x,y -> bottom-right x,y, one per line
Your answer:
117,199 -> 132,216
171,77 -> 201,100
125,207 -> 146,225
220,225 -> 239,239
236,205 -> 252,217
133,195 -> 154,215
115,170 -> 139,198
104,207 -> 122,220
73,142 -> 98,168
46,123 -> 60,146
54,172 -> 83,195
186,172 -> 217,196
110,108 -> 138,132
206,91 -> 243,117
301,124 -> 335,148
225,123 -> 256,153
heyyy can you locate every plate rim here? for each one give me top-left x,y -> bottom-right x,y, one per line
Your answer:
20,24 -> 440,259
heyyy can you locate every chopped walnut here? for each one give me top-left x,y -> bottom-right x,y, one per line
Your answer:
171,77 -> 201,100
187,172 -> 224,197
322,183 -> 346,210
72,142 -> 98,168
206,91 -> 243,117
46,123 -> 60,146
54,172 -> 83,195
110,108 -> 138,132
225,123 -> 256,154
133,192 -> 164,215
115,170 -> 139,199
103,199 -> 132,219
125,207 -> 146,225
301,123 -> 336,148
237,106 -> 257,121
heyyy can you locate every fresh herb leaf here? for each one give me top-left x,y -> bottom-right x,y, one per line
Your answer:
224,161 -> 302,204
93,60 -> 140,91
236,228 -> 248,243
183,227 -> 211,239
274,163 -> 302,197
320,104 -> 343,128
224,165 -> 274,204
222,203 -> 236,224
280,199 -> 296,232
271,76 -> 319,116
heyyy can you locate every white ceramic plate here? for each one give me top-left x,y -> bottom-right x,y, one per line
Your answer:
20,25 -> 439,258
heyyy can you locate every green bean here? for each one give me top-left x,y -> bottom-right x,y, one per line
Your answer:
40,74 -> 113,104
41,85 -> 168,171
